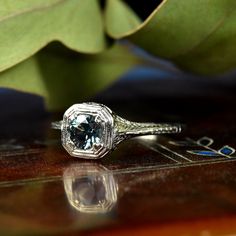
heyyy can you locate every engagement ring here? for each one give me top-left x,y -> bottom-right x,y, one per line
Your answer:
52,103 -> 182,159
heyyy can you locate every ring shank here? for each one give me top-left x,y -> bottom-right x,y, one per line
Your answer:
113,115 -> 182,146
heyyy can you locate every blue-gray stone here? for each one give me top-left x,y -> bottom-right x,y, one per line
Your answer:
68,114 -> 103,150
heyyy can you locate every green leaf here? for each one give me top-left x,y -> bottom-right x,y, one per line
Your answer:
105,0 -> 141,39
106,0 -> 236,75
0,0 -> 107,72
0,43 -> 140,110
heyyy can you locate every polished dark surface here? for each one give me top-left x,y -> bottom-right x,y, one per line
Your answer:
1,78 -> 236,236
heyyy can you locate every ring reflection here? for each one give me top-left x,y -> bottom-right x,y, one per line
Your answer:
63,163 -> 118,213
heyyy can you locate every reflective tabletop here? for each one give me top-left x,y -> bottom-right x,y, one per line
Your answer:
1,79 -> 236,236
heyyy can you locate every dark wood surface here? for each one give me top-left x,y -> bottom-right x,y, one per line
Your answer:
1,79 -> 236,236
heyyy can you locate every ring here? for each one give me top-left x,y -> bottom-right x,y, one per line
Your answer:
52,102 -> 182,159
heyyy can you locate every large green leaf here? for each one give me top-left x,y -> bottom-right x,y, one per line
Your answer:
0,43 -> 140,110
2,0 -> 236,111
105,0 -> 236,75
0,0 -> 107,72
105,0 -> 141,39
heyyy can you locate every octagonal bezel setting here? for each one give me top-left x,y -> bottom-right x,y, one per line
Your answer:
61,103 -> 114,159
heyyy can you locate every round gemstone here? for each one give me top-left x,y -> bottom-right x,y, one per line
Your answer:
68,114 -> 103,150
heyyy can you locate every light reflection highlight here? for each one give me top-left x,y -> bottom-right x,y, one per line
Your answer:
63,163 -> 118,214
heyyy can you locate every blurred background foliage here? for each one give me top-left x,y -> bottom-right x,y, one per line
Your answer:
0,0 -> 236,110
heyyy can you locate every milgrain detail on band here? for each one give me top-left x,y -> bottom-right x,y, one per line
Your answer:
114,116 -> 182,136
113,115 -> 182,147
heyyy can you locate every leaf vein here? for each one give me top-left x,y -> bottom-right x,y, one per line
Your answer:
0,0 -> 67,24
